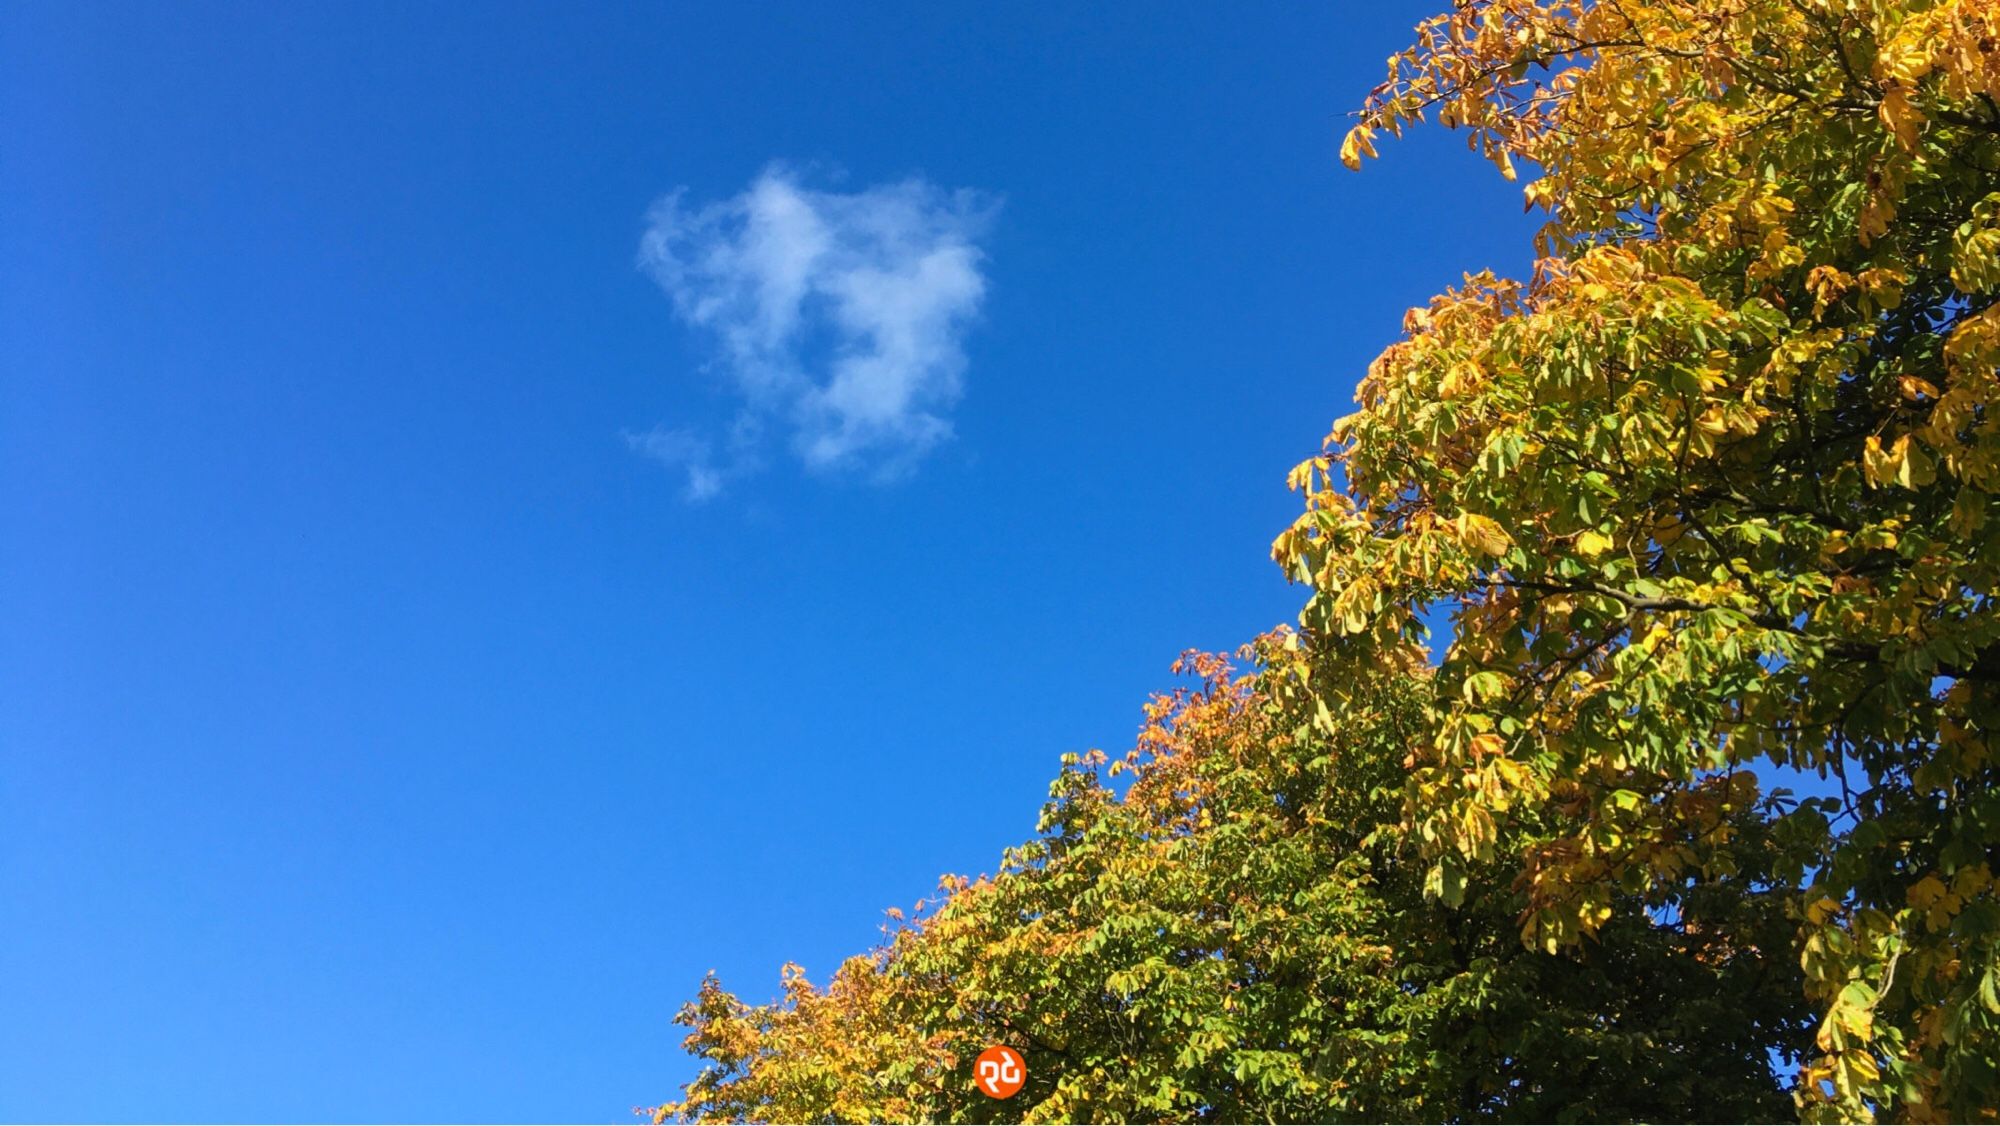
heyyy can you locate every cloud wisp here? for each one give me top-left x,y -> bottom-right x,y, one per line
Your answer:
634,166 -> 997,499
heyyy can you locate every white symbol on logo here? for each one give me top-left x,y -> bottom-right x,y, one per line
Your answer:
978,1051 -> 1022,1095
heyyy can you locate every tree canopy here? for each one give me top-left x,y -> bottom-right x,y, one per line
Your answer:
657,1 -> 2000,1120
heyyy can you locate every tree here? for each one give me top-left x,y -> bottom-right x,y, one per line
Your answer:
660,645 -> 1810,1122
660,1 -> 2000,1121
1286,0 -> 2000,1117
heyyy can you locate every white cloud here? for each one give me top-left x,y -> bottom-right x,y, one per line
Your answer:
636,166 -> 996,496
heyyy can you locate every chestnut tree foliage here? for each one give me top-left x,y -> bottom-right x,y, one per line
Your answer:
659,1 -> 2000,1120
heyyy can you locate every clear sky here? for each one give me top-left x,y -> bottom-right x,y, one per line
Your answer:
1,2 -> 1539,1121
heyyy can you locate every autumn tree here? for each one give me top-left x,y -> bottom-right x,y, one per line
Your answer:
660,0 -> 2000,1121
1285,0 -> 2000,1117
661,645 -> 1810,1122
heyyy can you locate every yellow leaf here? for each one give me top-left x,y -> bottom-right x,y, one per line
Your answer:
1575,530 -> 1613,558
1908,875 -> 1947,909
1457,513 -> 1512,557
1862,435 -> 1895,487
1339,125 -> 1377,171
1834,1048 -> 1880,1098
1892,434 -> 1935,489
1875,36 -> 1935,88
1898,376 -> 1940,401
1879,87 -> 1923,152
1806,265 -> 1852,312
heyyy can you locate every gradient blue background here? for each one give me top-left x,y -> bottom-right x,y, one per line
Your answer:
1,2 -> 1537,1120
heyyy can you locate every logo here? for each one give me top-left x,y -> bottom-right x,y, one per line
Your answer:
974,1044 -> 1025,1099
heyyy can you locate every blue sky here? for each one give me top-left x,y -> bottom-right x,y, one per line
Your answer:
0,2 -> 1538,1121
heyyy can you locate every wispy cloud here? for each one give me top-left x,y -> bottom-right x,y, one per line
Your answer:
624,425 -> 722,502
636,166 -> 997,498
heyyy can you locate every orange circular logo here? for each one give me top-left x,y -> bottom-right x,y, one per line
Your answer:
974,1044 -> 1025,1099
